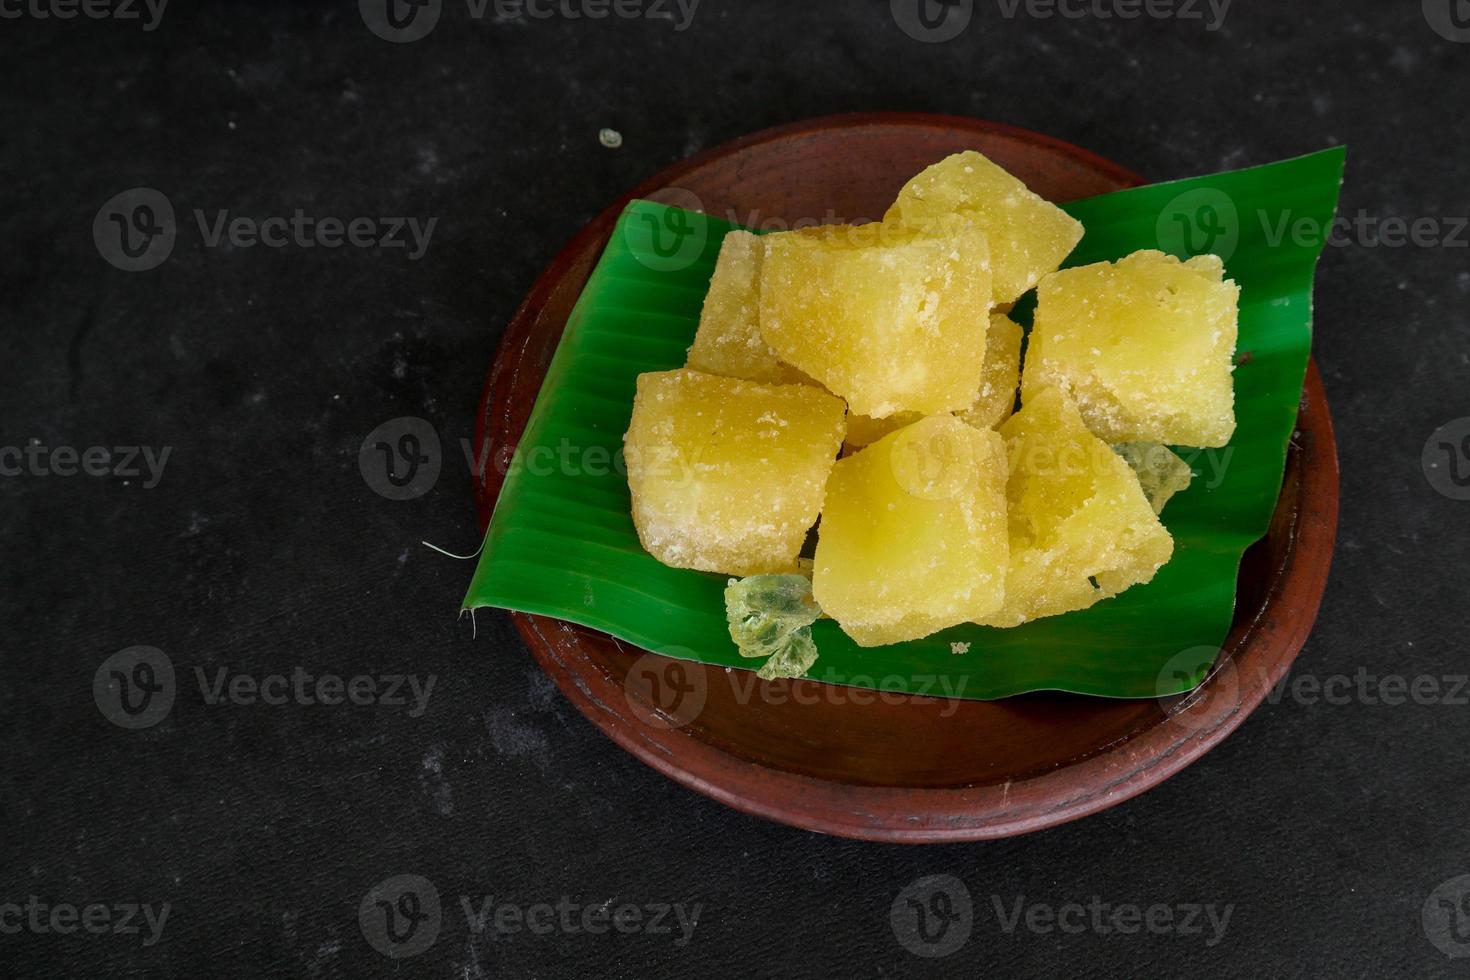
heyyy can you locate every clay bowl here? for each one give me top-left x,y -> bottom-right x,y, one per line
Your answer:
472,113 -> 1338,843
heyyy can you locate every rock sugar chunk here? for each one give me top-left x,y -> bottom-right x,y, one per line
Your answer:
724,573 -> 823,679
686,230 -> 808,385
1024,250 -> 1239,447
813,415 -> 1009,646
977,386 -> 1173,628
1113,442 -> 1195,514
885,150 -> 1084,306
755,630 -> 820,680
844,313 -> 1024,447
724,573 -> 821,659
625,369 -> 847,576
759,221 -> 992,418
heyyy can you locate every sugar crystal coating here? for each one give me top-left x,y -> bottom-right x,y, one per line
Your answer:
625,369 -> 847,576
1024,249 -> 1239,447
814,415 -> 1009,646
759,220 -> 992,418
885,150 -> 1084,305
976,386 -> 1173,628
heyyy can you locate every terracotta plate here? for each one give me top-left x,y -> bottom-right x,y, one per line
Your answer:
472,113 -> 1338,843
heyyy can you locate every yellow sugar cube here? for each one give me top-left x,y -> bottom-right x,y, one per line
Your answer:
686,230 -> 808,385
885,150 -> 1084,306
813,415 -> 1009,646
624,369 -> 847,576
1024,250 -> 1239,447
844,313 -> 1023,447
759,221 -> 993,418
977,386 -> 1172,628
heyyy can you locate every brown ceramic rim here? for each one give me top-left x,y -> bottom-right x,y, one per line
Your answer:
471,113 -> 1339,843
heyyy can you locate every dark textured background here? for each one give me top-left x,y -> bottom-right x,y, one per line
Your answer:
3,0 -> 1468,976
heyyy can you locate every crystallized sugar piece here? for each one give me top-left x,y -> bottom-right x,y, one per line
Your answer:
885,150 -> 1084,305
1113,442 -> 1195,514
845,313 -> 1023,447
687,230 -> 809,385
724,573 -> 821,658
814,415 -> 1009,646
759,220 -> 992,418
755,629 -> 819,680
724,573 -> 823,679
624,369 -> 847,576
1024,249 -> 1239,448
976,386 -> 1173,628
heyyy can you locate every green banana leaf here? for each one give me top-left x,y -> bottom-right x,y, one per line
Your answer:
463,148 -> 1345,700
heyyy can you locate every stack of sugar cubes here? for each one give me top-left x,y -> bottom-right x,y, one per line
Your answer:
624,151 -> 1237,652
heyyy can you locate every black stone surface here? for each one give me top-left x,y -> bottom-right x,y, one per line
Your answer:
3,1 -> 1468,976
